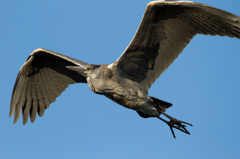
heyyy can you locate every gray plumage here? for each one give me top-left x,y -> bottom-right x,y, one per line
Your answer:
10,1 -> 240,138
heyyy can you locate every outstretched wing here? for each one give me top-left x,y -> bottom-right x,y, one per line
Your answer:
10,48 -> 87,124
115,1 -> 240,91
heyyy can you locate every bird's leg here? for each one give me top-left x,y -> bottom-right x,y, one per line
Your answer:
157,112 -> 193,138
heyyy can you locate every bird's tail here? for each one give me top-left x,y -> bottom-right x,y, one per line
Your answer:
136,96 -> 172,118
150,96 -> 172,112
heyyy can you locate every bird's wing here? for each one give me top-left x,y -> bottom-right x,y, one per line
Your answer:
115,1 -> 240,91
10,48 -> 88,124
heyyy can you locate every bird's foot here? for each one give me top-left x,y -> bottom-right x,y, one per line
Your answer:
157,112 -> 193,138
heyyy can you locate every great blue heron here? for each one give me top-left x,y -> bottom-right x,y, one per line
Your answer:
10,1 -> 240,138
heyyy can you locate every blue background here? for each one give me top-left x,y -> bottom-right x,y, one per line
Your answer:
1,0 -> 240,159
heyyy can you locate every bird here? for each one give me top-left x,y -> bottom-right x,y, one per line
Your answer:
9,1 -> 240,138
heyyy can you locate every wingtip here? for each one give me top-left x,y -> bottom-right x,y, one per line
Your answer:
13,109 -> 21,124
23,120 -> 27,125
9,102 -> 15,118
9,107 -> 17,124
13,118 -> 18,124
9,112 -> 13,118
30,114 -> 37,123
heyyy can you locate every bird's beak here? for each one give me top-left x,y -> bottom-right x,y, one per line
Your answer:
66,66 -> 88,77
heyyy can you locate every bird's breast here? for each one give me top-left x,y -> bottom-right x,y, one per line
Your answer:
87,76 -> 151,110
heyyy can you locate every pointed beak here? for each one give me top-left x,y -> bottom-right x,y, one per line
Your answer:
66,66 -> 88,76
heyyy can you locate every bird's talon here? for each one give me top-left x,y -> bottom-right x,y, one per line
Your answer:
157,113 -> 193,138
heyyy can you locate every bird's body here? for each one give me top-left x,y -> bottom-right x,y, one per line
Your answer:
87,64 -> 159,116
9,1 -> 240,138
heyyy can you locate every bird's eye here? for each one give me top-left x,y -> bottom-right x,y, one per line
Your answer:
87,67 -> 92,71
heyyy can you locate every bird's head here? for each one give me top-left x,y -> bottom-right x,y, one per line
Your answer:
66,64 -> 100,77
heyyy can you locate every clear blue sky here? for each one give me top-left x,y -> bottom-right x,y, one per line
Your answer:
1,0 -> 240,159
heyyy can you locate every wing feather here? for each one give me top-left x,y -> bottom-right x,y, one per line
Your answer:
115,1 -> 240,91
10,48 -> 87,124
22,80 -> 33,125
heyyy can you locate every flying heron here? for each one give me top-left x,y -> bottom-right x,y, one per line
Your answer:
10,1 -> 240,138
